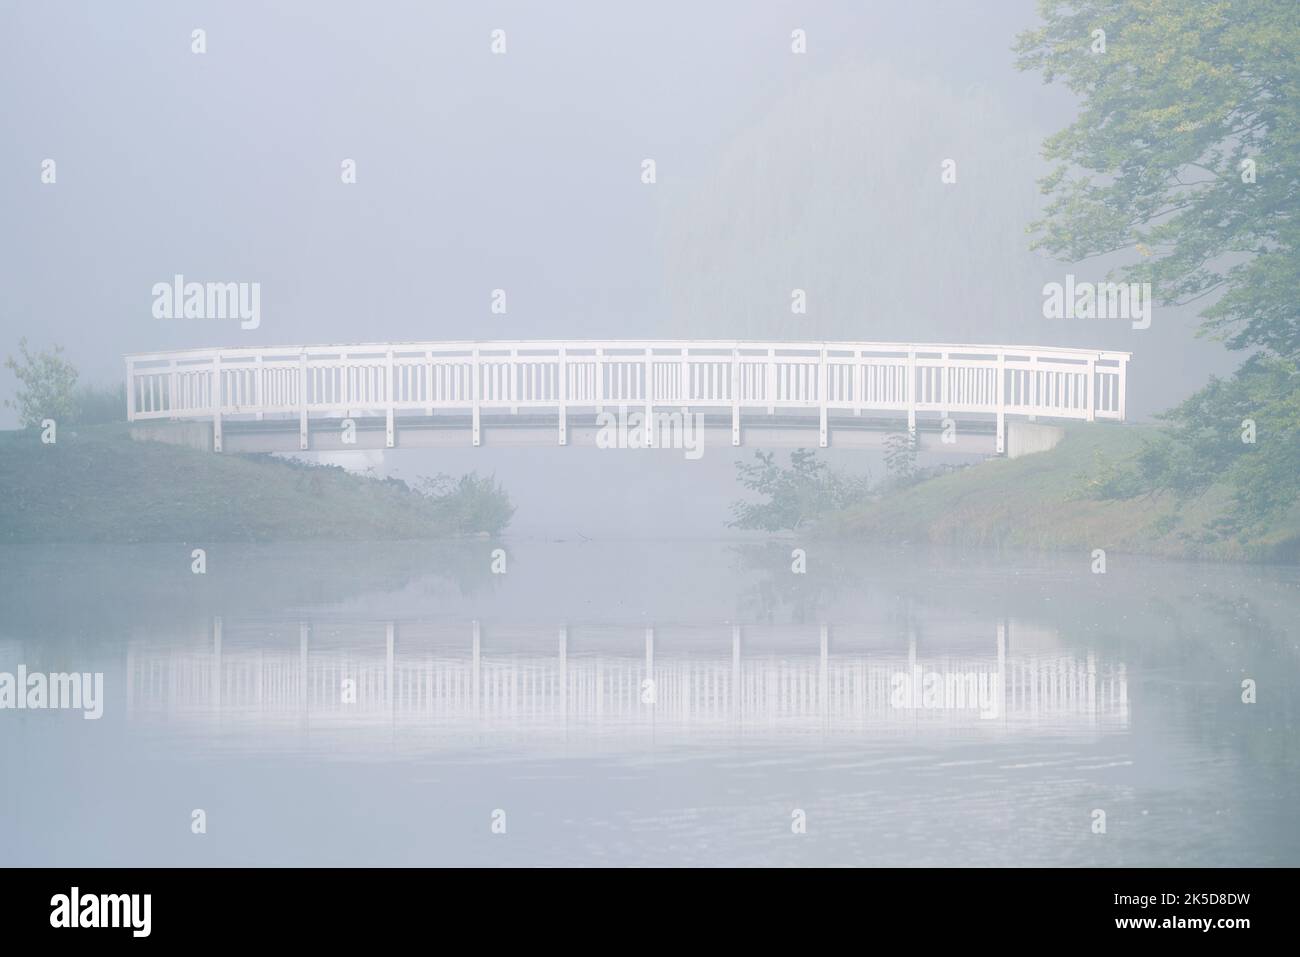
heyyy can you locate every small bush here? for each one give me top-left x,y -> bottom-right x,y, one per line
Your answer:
3,339 -> 78,427
417,472 -> 515,535
1075,448 -> 1146,501
729,449 -> 872,531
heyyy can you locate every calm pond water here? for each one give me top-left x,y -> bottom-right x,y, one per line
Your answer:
1,539 -> 1297,866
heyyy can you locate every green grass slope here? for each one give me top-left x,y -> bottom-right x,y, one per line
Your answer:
0,424 -> 508,544
827,424 -> 1300,563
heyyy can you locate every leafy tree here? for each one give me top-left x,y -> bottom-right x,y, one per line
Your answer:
882,432 -> 920,487
1015,0 -> 1300,358
1080,357 -> 1300,536
1145,358 -> 1298,529
728,449 -> 871,531
4,338 -> 78,427
1017,2 -> 1300,533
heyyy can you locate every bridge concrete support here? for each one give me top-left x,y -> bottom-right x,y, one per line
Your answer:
385,349 -> 395,448
558,345 -> 568,446
211,354 -> 223,453
731,347 -> 740,446
298,352 -> 309,450
129,420 -> 214,451
1006,420 -> 1066,459
471,347 -> 481,447
906,347 -> 917,438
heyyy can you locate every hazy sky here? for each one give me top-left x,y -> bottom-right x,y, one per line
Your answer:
0,2 -> 1240,532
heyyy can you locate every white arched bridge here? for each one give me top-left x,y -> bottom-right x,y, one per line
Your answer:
125,340 -> 1131,455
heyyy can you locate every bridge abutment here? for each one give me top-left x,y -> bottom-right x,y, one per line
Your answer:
1006,420 -> 1066,459
129,420 -> 215,452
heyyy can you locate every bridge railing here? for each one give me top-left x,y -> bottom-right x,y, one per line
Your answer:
124,340 -> 1130,452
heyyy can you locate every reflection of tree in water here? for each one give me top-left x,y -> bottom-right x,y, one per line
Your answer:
728,541 -> 917,630
0,539 -> 510,661
1151,593 -> 1300,766
414,540 -> 507,598
205,538 -> 510,607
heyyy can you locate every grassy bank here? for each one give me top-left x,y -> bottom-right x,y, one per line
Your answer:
826,424 -> 1300,563
0,424 -> 512,544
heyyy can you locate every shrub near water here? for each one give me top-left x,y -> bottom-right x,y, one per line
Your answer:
416,473 -> 515,536
728,449 -> 872,532
3,338 -> 78,427
1082,358 -> 1300,544
3,339 -> 125,427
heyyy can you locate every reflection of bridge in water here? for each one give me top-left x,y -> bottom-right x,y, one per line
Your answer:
125,620 -> 1129,740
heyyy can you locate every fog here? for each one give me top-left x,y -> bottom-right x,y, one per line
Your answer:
0,1 -> 1239,536
2,2 -> 1298,887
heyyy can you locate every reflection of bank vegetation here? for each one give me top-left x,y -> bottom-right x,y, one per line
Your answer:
0,540 -> 506,649
728,541 -> 864,624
